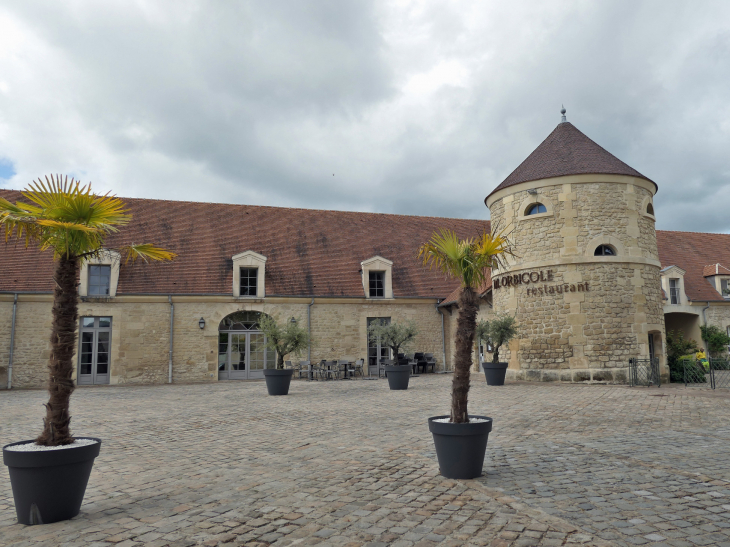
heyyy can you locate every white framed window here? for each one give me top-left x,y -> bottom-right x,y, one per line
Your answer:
88,265 -> 111,296
232,251 -> 267,297
79,250 -> 121,298
369,271 -> 385,297
361,256 -> 393,299
721,279 -> 730,299
240,267 -> 258,296
669,278 -> 680,305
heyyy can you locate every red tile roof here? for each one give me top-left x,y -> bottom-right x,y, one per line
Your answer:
439,276 -> 492,307
657,231 -> 730,302
702,263 -> 730,277
0,190 -> 489,298
3,190 -> 729,304
486,122 -> 656,200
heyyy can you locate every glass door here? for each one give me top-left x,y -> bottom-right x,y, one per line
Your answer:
78,317 -> 111,385
218,331 -> 274,380
367,317 -> 391,375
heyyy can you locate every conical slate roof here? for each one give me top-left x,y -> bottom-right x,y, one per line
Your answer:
486,121 -> 656,201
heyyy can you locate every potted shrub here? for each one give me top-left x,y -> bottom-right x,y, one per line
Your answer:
367,320 -> 419,390
258,315 -> 310,395
0,177 -> 175,525
418,227 -> 513,479
481,315 -> 518,386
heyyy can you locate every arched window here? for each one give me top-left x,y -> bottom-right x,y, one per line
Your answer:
526,203 -> 547,215
219,310 -> 265,331
594,244 -> 616,256
646,203 -> 654,215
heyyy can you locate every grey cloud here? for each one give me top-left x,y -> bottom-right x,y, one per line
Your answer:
0,1 -> 729,232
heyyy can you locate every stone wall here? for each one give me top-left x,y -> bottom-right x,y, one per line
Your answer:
488,176 -> 666,383
1,296 -> 448,388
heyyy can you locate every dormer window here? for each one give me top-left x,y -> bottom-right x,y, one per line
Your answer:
240,268 -> 258,296
526,203 -> 547,215
88,265 -> 111,296
721,279 -> 730,299
232,251 -> 267,297
361,256 -> 393,299
79,250 -> 121,298
369,271 -> 385,298
594,244 -> 616,256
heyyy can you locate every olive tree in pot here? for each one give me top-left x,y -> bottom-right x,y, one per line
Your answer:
258,315 -> 310,395
481,315 -> 518,386
0,177 -> 176,525
367,320 -> 419,390
418,228 -> 514,479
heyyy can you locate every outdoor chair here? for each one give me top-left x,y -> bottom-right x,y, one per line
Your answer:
379,359 -> 394,378
297,360 -> 310,380
405,354 -> 419,374
349,359 -> 364,378
285,360 -> 293,369
324,360 -> 339,380
424,353 -> 436,373
414,352 -> 427,373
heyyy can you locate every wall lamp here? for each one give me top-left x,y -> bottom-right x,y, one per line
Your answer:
199,317 -> 206,330
290,317 -> 297,325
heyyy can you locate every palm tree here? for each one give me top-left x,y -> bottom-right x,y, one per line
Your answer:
418,228 -> 513,423
0,176 -> 176,446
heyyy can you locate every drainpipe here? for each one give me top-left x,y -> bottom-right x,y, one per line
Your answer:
7,294 -> 17,389
168,295 -> 174,384
437,302 -> 448,372
701,302 -> 711,354
307,298 -> 314,361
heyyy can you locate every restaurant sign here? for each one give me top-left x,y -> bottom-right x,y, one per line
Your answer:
493,269 -> 590,295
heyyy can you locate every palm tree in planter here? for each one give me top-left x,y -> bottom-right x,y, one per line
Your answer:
367,319 -> 419,390
0,177 -> 175,525
258,315 -> 311,395
418,228 -> 513,479
481,315 -> 518,386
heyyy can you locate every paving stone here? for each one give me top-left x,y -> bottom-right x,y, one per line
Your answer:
1,378 -> 729,546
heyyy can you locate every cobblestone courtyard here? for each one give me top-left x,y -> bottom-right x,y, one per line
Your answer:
2,376 -> 729,547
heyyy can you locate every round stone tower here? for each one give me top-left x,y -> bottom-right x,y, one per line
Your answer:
486,112 -> 666,383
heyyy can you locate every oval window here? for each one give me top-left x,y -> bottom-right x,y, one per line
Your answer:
594,244 -> 616,256
526,203 -> 547,215
647,203 -> 654,215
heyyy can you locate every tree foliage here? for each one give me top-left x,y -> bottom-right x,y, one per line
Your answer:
487,315 -> 518,364
258,315 -> 311,369
700,325 -> 730,357
418,228 -> 515,423
666,330 -> 700,382
0,176 -> 176,446
367,319 -> 419,359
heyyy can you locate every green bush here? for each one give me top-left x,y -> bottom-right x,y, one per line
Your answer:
666,330 -> 699,383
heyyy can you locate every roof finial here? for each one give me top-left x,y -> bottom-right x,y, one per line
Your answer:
560,105 -> 567,123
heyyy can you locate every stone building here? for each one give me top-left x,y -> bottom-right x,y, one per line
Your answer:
3,113 -> 730,388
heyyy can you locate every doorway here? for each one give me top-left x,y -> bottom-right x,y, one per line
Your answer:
78,316 -> 111,385
218,311 -> 275,380
367,317 -> 391,375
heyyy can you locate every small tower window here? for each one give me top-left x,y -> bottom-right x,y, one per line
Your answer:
526,203 -> 547,215
646,203 -> 654,215
594,245 -> 616,256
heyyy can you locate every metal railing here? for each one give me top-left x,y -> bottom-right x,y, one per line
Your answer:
680,357 -> 730,389
628,357 -> 661,387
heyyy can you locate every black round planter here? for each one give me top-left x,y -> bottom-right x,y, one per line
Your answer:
263,368 -> 294,395
2,437 -> 102,525
482,362 -> 508,386
428,416 -> 492,479
384,365 -> 410,390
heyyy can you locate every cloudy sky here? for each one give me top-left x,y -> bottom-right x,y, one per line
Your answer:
0,1 -> 729,231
